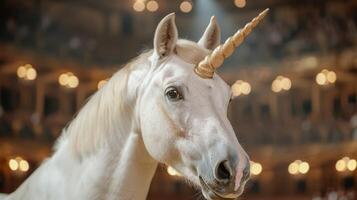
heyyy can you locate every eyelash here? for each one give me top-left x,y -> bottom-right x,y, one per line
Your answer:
165,86 -> 183,101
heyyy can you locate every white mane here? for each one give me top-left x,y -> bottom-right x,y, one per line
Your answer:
56,40 -> 208,157
56,52 -> 151,157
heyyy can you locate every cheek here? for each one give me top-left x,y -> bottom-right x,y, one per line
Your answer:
140,100 -> 182,164
176,138 -> 201,162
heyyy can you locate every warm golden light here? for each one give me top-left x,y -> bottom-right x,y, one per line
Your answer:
316,72 -> 326,85
347,159 -> 356,171
26,68 -> 37,80
17,66 -> 27,78
58,72 -> 79,88
288,162 -> 299,175
316,69 -> 337,85
97,79 -> 108,89
336,159 -> 346,172
250,161 -> 262,176
232,80 -> 251,97
59,73 -> 69,86
9,159 -> 18,171
167,166 -> 181,176
289,160 -> 309,175
17,64 -> 37,80
146,0 -> 159,12
281,77 -> 292,90
272,75 -> 291,93
19,160 -> 29,172
326,71 -> 337,83
335,157 -> 355,172
232,84 -> 241,96
271,80 -> 281,93
234,0 -> 246,8
8,157 -> 29,172
133,1 -> 145,12
68,76 -> 79,88
240,82 -> 251,95
180,1 -> 192,13
299,162 -> 310,174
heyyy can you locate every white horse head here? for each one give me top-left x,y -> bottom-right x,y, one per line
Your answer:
137,11 -> 267,199
4,11 -> 268,200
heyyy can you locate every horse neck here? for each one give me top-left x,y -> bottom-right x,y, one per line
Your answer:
11,63 -> 158,200
102,133 -> 158,200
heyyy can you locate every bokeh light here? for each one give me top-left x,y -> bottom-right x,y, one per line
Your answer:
167,166 -> 181,176
316,69 -> 337,85
97,79 -> 108,90
288,162 -> 299,175
17,64 -> 37,81
250,161 -> 263,176
234,0 -> 246,8
335,159 -> 346,172
299,162 -> 310,174
232,80 -> 251,97
19,160 -> 29,172
8,159 -> 18,171
288,160 -> 309,175
146,0 -> 159,12
8,157 -> 30,172
335,157 -> 355,172
180,1 -> 193,13
272,76 -> 292,93
133,1 -> 145,12
58,72 -> 79,88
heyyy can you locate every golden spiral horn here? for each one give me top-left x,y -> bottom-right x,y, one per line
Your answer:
194,8 -> 269,79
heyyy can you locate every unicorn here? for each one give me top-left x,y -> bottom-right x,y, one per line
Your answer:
1,9 -> 268,200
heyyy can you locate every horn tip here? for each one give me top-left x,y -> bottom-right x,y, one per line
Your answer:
261,8 -> 270,16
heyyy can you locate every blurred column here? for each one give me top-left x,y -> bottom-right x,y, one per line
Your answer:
269,92 -> 278,120
19,84 -> 32,111
59,91 -> 72,115
340,87 -> 351,115
324,88 -> 335,120
311,84 -> 321,118
259,169 -> 274,195
109,12 -> 120,36
308,167 -> 323,194
35,80 -> 44,120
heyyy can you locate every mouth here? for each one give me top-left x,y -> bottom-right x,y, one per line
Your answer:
199,176 -> 240,200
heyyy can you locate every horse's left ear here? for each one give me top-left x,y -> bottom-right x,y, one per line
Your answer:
154,13 -> 178,59
198,16 -> 221,50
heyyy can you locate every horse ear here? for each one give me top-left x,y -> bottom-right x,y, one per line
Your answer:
154,13 -> 178,58
198,16 -> 221,50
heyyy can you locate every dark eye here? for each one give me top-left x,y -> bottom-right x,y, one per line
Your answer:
165,87 -> 183,101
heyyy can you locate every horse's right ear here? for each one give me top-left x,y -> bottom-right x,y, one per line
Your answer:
153,13 -> 178,59
198,16 -> 221,50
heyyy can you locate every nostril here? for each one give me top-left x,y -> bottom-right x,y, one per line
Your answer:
215,160 -> 232,182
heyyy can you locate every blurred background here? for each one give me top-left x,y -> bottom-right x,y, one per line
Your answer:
0,0 -> 357,199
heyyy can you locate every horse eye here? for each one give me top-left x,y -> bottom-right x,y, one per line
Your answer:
165,87 -> 183,101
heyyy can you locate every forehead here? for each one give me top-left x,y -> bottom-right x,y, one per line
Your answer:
160,41 -> 231,98
175,39 -> 210,65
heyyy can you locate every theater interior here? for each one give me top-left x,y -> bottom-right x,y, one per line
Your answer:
0,0 -> 356,199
